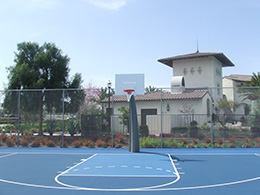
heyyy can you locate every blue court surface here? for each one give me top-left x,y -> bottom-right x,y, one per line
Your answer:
0,148 -> 260,195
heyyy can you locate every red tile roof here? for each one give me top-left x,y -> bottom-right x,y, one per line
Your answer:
223,74 -> 252,82
103,89 -> 208,103
158,52 -> 235,67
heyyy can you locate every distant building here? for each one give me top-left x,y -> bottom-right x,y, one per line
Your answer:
158,51 -> 234,104
222,74 -> 252,117
104,51 -> 236,134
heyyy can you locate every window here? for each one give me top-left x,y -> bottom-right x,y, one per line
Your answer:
217,83 -> 220,95
183,68 -> 187,75
190,67 -> 195,75
198,66 -> 202,74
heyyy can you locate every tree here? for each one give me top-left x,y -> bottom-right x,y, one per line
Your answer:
118,106 -> 129,134
238,72 -> 260,101
3,42 -> 83,135
145,85 -> 158,94
79,83 -> 101,115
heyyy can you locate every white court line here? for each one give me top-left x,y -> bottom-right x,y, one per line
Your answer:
0,153 -> 17,159
54,153 -> 180,191
0,153 -> 260,192
62,174 -> 177,178
54,154 -> 97,186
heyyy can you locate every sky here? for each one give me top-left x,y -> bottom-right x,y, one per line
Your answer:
0,0 -> 260,90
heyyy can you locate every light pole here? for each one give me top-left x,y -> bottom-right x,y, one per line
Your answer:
107,80 -> 112,133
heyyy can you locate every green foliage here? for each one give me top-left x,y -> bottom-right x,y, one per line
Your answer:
67,119 -> 80,136
217,99 -> 235,114
249,100 -> 260,137
45,120 -> 58,136
145,86 -> 158,94
3,42 -> 84,135
118,106 -> 129,127
189,126 -> 198,138
140,136 -> 161,148
190,120 -> 198,126
139,125 -> 149,137
238,72 -> 260,101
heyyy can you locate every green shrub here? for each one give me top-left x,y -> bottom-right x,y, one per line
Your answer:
251,127 -> 260,138
190,120 -> 198,126
139,125 -> 149,137
71,139 -> 82,148
140,137 -> 161,148
196,143 -> 203,148
171,127 -> 188,134
31,137 -> 41,147
163,139 -> 178,148
67,119 -> 80,137
47,140 -> 56,147
45,120 -> 58,136
189,126 -> 198,138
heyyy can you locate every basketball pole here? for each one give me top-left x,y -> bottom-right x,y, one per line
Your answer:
129,95 -> 140,153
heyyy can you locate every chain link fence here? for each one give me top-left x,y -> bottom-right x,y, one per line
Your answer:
0,87 -> 260,148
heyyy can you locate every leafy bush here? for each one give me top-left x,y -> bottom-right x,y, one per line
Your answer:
190,120 -> 198,126
242,143 -> 251,148
189,126 -> 198,138
139,125 -> 149,137
47,140 -> 56,147
0,134 -> 8,143
186,143 -> 196,148
67,119 -> 80,137
31,137 -> 41,147
71,139 -> 82,148
204,136 -> 211,144
217,138 -> 224,145
171,127 -> 188,135
20,138 -> 29,147
6,138 -> 16,147
192,138 -> 199,144
163,138 -> 178,148
45,120 -> 58,136
140,137 -> 161,148
95,139 -> 106,148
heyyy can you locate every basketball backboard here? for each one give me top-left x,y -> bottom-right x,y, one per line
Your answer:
115,74 -> 145,96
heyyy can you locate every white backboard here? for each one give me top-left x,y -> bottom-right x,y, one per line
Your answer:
115,74 -> 145,95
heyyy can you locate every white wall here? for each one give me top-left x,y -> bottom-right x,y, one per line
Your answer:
172,56 -> 223,103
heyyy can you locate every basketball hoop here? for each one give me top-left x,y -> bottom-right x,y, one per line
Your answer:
124,89 -> 135,102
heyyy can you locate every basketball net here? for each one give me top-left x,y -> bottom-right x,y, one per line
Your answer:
124,89 -> 135,102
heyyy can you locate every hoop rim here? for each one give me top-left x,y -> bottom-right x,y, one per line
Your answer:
123,89 -> 135,95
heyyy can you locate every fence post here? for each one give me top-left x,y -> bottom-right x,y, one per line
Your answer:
209,88 -> 214,148
17,89 -> 21,147
160,88 -> 163,148
111,94 -> 114,148
62,89 -> 65,148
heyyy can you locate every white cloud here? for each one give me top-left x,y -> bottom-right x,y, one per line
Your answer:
87,0 -> 127,10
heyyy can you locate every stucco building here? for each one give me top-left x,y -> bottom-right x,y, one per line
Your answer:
105,51 -> 236,134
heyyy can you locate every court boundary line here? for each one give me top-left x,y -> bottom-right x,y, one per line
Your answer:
0,153 -> 259,191
0,153 -> 17,159
62,174 -> 177,178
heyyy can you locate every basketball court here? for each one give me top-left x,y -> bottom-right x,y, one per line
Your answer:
1,148 -> 260,195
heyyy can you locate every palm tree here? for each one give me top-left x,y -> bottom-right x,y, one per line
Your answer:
145,85 -> 158,94
238,72 -> 260,101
